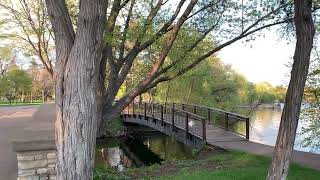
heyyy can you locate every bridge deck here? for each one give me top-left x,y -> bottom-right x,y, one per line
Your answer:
124,111 -> 246,147
160,113 -> 246,143
124,102 -> 249,148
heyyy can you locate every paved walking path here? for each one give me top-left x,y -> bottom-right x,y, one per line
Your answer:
0,104 -> 54,180
210,139 -> 320,170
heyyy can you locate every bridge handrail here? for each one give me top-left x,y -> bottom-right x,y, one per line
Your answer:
125,101 -> 249,140
125,101 -> 207,141
167,102 -> 249,139
156,102 -> 248,120
128,102 -> 205,120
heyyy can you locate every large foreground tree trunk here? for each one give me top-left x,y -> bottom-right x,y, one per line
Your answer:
266,0 -> 315,180
46,0 -> 107,179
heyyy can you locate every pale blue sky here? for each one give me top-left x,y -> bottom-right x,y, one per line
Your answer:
218,30 -> 294,86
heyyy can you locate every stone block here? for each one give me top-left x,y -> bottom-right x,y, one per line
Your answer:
48,158 -> 56,164
17,155 -> 35,161
18,169 -> 36,176
18,175 -> 41,180
37,168 -> 48,174
49,175 -> 56,180
35,154 -> 46,160
47,167 -> 55,174
18,159 -> 47,169
47,152 -> 56,159
48,163 -> 55,168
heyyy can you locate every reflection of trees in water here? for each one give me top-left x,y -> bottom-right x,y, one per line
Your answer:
97,147 -> 133,171
95,133 -> 194,171
146,136 -> 193,160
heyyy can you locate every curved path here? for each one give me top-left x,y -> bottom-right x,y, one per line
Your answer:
0,105 -> 54,180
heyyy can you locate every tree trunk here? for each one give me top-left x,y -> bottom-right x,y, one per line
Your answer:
46,0 -> 107,179
42,90 -> 45,103
266,1 -> 315,180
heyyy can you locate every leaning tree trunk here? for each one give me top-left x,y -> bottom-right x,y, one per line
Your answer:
46,0 -> 107,179
266,0 -> 315,180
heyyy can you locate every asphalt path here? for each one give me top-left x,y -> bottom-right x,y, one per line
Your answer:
0,105 -> 54,180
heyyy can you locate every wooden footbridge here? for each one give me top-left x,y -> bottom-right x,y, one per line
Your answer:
121,102 -> 250,148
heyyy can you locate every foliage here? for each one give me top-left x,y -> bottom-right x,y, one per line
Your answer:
103,115 -> 125,137
0,46 -> 14,75
153,57 -> 247,110
0,67 -> 32,103
94,166 -> 129,180
151,57 -> 286,110
300,38 -> 320,150
255,82 -> 286,103
0,0 -> 55,78
28,66 -> 54,102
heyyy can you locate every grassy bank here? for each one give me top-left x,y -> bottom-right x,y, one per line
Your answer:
0,100 -> 42,106
94,149 -> 320,180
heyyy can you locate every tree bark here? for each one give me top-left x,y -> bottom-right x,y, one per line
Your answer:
266,1 -> 315,180
46,0 -> 107,179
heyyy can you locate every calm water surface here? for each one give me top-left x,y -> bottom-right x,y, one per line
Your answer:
95,131 -> 193,171
245,108 -> 319,154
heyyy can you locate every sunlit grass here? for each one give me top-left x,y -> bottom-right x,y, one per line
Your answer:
0,100 -> 42,106
94,150 -> 320,180
160,151 -> 320,180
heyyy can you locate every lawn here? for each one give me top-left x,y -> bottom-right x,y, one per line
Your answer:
94,149 -> 320,180
0,100 -> 42,106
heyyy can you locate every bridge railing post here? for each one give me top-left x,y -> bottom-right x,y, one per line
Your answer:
182,104 -> 185,110
144,102 -> 147,120
132,102 -> 135,115
246,117 -> 250,140
193,105 -> 197,114
202,117 -> 206,141
138,102 -> 141,119
152,103 -> 154,119
225,113 -> 229,130
185,113 -> 189,138
161,105 -> 164,126
127,103 -> 130,114
207,108 -> 211,124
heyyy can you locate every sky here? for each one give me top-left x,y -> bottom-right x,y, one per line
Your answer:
218,30 -> 295,86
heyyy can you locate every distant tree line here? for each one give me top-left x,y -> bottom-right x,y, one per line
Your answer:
0,47 -> 54,104
117,56 -> 287,111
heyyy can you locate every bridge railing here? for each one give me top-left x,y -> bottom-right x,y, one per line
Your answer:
172,103 -> 249,139
125,102 -> 207,141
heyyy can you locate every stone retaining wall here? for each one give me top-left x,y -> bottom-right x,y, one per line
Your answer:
12,140 -> 56,180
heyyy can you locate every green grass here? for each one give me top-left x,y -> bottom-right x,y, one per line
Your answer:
160,151 -> 320,180
0,100 -> 43,106
94,150 -> 320,180
0,100 -> 42,106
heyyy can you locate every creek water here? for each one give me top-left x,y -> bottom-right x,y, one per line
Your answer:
95,130 -> 193,171
239,108 -> 320,154
95,108 -> 319,171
